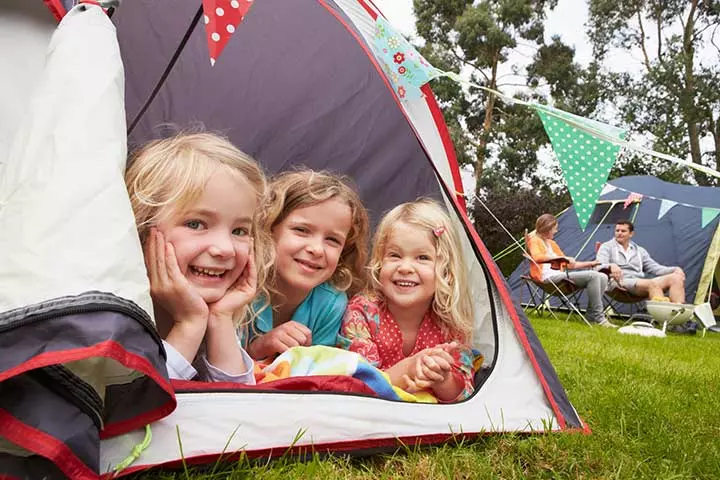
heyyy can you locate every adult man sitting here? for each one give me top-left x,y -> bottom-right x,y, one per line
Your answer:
596,220 -> 686,303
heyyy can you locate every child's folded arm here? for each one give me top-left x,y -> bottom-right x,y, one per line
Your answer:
163,340 -> 199,380
196,348 -> 256,385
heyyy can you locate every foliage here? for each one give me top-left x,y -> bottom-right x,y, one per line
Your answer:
587,0 -> 720,185
412,0 -> 561,195
471,168 -> 570,275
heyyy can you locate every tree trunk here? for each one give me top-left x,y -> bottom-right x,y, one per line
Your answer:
474,50 -> 500,196
714,115 -> 720,174
681,0 -> 705,183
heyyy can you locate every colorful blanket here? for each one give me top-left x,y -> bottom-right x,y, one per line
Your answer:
254,346 -> 439,403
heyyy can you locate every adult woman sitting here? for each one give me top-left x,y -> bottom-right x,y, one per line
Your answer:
526,214 -> 616,328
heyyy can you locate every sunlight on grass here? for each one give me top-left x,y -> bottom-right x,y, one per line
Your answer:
135,313 -> 720,480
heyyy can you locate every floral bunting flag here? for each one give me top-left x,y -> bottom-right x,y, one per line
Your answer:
657,199 -> 677,220
371,17 -> 441,101
623,192 -> 643,209
701,208 -> 720,228
535,105 -> 626,231
202,0 -> 253,66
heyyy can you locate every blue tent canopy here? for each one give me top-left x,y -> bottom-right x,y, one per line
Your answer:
507,175 -> 720,314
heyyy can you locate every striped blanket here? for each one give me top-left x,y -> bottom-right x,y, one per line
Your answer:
254,345 -> 438,403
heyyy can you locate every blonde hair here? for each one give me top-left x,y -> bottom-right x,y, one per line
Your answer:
535,213 -> 558,236
369,198 -> 473,342
124,131 -> 275,327
262,169 -> 370,297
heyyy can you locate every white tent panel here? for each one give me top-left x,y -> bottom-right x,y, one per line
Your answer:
0,5 -> 153,319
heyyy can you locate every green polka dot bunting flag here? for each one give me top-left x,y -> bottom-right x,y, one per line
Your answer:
535,105 -> 627,231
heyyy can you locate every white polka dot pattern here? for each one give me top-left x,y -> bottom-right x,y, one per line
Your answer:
537,110 -> 623,230
201,0 -> 254,66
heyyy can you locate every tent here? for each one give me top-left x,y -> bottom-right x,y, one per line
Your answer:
1,1 -> 585,478
508,175 -> 720,317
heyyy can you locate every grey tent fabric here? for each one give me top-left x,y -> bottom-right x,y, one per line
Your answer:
114,0 -> 442,225
0,4 -> 174,478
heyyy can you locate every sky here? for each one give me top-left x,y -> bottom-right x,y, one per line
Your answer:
369,0 -> 613,193
371,0 -> 655,79
369,0 -> 715,193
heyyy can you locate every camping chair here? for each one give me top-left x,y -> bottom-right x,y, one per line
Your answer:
594,242 -> 647,318
520,232 -> 584,322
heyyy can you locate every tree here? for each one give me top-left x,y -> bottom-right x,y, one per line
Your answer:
587,0 -> 720,185
413,0 -> 558,195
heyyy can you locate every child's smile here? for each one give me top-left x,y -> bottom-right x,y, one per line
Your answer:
272,197 -> 351,299
379,222 -> 437,313
156,169 -> 256,304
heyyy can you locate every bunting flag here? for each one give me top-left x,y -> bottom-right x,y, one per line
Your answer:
701,208 -> 720,228
600,184 -> 617,196
371,17 -> 441,101
534,105 -> 626,230
657,199 -> 677,220
202,0 -> 253,66
623,192 -> 643,209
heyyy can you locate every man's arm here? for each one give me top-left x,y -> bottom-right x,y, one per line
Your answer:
639,247 -> 676,277
596,242 -> 621,281
595,242 -> 612,265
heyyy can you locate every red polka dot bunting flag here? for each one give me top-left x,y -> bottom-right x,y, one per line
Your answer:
201,0 -> 253,66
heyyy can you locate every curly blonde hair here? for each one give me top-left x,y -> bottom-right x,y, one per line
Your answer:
124,131 -> 275,327
369,198 -> 473,342
261,169 -> 370,298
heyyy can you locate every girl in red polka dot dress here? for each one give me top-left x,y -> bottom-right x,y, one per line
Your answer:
337,199 -> 478,402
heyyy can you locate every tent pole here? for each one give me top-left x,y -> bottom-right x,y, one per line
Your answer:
573,201 -> 618,258
493,206 -> 570,262
694,221 -> 720,305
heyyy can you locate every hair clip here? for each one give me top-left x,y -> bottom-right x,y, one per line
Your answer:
433,226 -> 446,237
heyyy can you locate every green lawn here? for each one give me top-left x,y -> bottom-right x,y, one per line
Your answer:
136,314 -> 720,479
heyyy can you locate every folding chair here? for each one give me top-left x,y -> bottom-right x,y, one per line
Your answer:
520,232 -> 584,322
520,270 -> 583,322
593,242 -> 646,318
604,287 -> 647,318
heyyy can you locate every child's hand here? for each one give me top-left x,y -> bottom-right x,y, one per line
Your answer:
248,321 -> 312,360
208,240 -> 257,325
435,341 -> 461,354
401,373 -> 433,393
415,348 -> 454,384
145,229 -> 208,326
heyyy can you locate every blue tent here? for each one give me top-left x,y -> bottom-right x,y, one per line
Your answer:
507,175 -> 720,315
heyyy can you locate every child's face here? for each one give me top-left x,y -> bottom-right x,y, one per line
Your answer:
272,197 -> 352,299
155,170 -> 256,304
378,222 -> 437,313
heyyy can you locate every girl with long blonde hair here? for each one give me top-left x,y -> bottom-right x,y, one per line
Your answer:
338,199 -> 477,402
126,131 -> 273,382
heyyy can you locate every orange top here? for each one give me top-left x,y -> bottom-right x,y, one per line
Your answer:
526,234 -> 566,282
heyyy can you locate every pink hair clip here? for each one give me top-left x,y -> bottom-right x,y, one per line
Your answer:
433,226 -> 446,237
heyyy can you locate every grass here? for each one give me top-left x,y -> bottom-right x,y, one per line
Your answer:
134,314 -> 720,479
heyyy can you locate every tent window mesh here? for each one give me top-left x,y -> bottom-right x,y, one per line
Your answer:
589,202 -> 635,225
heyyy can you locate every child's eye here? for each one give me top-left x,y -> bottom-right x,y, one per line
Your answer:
388,252 -> 401,259
418,255 -> 432,261
292,226 -> 309,234
326,236 -> 342,246
185,220 -> 205,230
232,227 -> 249,237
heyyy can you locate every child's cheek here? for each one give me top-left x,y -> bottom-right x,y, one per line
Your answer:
235,242 -> 252,267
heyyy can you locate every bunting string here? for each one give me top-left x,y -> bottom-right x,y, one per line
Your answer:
602,184 -> 716,210
601,184 -> 720,228
372,16 -> 720,206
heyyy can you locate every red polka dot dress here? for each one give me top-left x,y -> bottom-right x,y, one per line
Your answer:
338,293 -> 476,401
